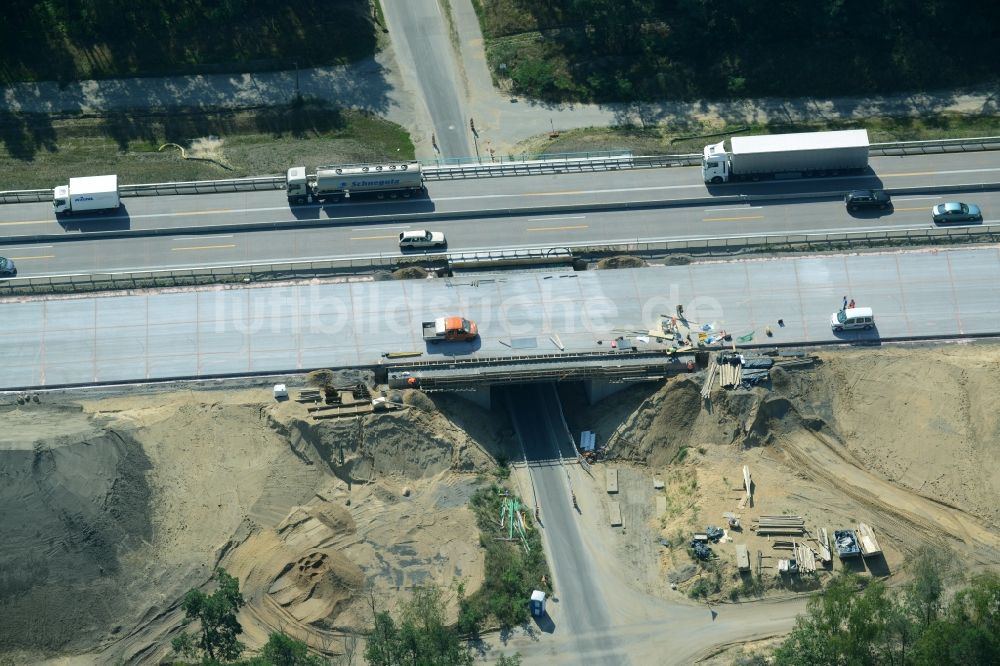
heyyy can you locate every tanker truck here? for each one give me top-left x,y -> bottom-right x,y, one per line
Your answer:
53,174 -> 121,215
285,161 -> 424,205
702,129 -> 870,184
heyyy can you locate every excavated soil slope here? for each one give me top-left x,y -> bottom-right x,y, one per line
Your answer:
566,343 -> 1000,594
0,387 -> 511,664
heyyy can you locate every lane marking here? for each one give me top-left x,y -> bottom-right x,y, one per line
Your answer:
171,244 -> 236,251
702,215 -> 764,222
0,245 -> 52,251
0,219 -> 51,226
8,254 -> 54,260
891,206 -> 931,212
172,234 -> 234,241
526,224 -> 589,232
350,234 -> 397,241
172,208 -> 235,216
351,226 -> 410,231
892,196 -> 942,201
703,206 -> 762,212
526,215 -> 587,222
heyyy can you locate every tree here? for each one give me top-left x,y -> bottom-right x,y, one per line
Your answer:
257,632 -> 327,666
364,587 -> 473,666
172,567 -> 246,663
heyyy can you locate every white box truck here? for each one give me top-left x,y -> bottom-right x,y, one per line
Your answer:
286,161 -> 424,205
702,129 -> 870,183
53,174 -> 121,214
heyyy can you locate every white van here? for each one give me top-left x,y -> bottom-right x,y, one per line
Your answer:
831,306 -> 874,331
399,229 -> 446,249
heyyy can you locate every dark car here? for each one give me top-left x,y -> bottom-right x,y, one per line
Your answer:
932,202 -> 982,224
845,189 -> 892,211
0,256 -> 16,276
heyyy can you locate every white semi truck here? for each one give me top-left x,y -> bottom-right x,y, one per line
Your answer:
53,174 -> 121,215
285,161 -> 424,205
702,129 -> 870,184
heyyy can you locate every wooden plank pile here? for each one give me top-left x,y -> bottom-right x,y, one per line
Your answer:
718,359 -> 743,389
753,515 -> 805,536
738,465 -> 753,509
817,528 -> 832,563
701,355 -> 718,398
795,543 -> 817,573
856,523 -> 882,556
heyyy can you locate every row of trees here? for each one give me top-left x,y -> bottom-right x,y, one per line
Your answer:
771,549 -> 1000,665
479,0 -> 1000,101
170,569 -> 522,666
0,1 -> 377,83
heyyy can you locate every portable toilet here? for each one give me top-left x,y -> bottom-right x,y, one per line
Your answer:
530,590 -> 546,617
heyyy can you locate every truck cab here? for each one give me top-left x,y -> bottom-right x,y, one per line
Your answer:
286,167 -> 310,205
702,141 -> 730,183
52,185 -> 70,214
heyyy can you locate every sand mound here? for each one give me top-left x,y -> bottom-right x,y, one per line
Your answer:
0,404 -> 152,653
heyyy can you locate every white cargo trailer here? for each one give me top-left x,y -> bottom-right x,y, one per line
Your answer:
53,174 -> 121,214
702,130 -> 870,183
285,162 -> 424,204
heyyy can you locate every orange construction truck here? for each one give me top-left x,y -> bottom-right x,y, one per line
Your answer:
422,316 -> 478,342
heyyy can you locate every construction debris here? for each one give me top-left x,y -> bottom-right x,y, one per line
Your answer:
834,529 -> 861,558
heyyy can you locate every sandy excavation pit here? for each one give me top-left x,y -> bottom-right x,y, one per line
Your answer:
0,387 -> 514,664
1,343 -> 999,663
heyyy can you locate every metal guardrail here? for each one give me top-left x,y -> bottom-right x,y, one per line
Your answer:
3,136 -> 999,205
3,223 -> 999,296
871,136 -> 1000,155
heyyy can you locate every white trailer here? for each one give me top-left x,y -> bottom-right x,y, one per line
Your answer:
286,161 -> 424,204
702,130 -> 870,183
53,174 -> 121,215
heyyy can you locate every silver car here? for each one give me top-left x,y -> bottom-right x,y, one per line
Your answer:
932,202 -> 982,223
0,256 -> 16,276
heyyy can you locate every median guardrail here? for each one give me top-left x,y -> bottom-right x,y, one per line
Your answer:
3,223 -> 999,297
3,135 -> 999,205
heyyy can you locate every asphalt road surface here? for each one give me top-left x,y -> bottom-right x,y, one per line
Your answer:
500,384 -> 810,665
1,152 -> 997,240
2,154 -> 999,278
381,0 -> 472,158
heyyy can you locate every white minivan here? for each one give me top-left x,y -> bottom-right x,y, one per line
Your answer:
399,229 -> 447,249
831,306 -> 875,331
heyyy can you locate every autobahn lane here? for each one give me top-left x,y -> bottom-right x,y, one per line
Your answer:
4,188 -> 1000,277
1,152 -> 999,238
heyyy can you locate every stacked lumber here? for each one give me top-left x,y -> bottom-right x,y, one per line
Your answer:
701,356 -> 718,398
817,528 -> 832,563
719,361 -> 743,388
856,523 -> 882,556
754,515 -> 805,536
795,543 -> 817,573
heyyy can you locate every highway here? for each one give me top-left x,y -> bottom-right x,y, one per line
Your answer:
1,153 -> 999,278
1,152 -> 997,237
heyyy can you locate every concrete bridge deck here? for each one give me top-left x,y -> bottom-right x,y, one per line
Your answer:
2,246 -> 999,390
